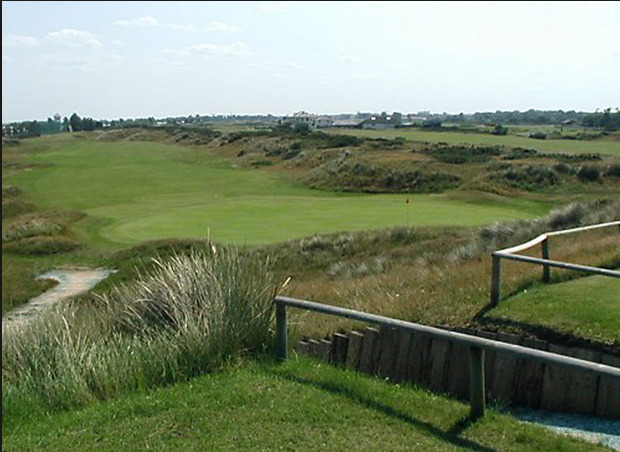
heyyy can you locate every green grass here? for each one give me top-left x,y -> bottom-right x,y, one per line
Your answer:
488,275 -> 620,344
5,135 -> 549,249
327,128 -> 620,156
2,358 -> 606,452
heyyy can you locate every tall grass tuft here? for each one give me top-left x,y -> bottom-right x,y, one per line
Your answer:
452,198 -> 620,262
2,243 -> 276,414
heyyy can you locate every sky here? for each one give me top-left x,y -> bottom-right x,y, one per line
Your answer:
2,1 -> 619,123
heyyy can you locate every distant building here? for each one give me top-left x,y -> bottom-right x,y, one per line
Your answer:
331,119 -> 366,128
280,111 -> 333,129
361,112 -> 402,130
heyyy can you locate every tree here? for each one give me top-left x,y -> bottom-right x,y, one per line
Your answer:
491,124 -> 508,136
69,113 -> 83,132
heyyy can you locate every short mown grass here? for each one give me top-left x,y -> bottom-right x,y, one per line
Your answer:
2,358 -> 608,452
487,275 -> 620,344
4,134 -> 549,249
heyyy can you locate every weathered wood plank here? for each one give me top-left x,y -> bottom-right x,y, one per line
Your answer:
330,333 -> 349,366
358,327 -> 380,375
393,330 -> 413,382
540,344 -> 573,412
490,333 -> 522,405
566,348 -> 601,415
595,354 -> 620,419
407,333 -> 432,387
345,330 -> 365,370
513,337 -> 547,409
377,326 -> 401,380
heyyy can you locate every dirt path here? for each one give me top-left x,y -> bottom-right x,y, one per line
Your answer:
2,269 -> 114,329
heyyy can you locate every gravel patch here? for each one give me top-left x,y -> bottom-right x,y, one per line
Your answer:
512,408 -> 620,450
3,269 -> 114,329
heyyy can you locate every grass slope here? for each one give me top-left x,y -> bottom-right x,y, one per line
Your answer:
327,128 -> 620,156
2,358 -> 606,452
487,275 -> 620,344
5,135 -> 548,248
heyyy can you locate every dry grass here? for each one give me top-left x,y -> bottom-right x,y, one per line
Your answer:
277,200 -> 620,342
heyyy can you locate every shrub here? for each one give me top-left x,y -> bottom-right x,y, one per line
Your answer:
552,162 -> 574,175
421,144 -> 502,164
502,147 -> 538,160
529,132 -> 547,140
494,165 -> 560,191
491,124 -> 508,135
604,163 -> 620,178
305,157 -> 461,193
577,164 -> 602,182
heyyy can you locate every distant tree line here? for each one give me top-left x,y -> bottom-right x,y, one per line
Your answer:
2,112 -> 104,138
581,108 -> 620,131
443,108 -> 619,130
442,109 -> 582,125
4,108 -> 620,139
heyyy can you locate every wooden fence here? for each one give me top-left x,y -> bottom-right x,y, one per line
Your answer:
275,296 -> 620,419
490,221 -> 620,306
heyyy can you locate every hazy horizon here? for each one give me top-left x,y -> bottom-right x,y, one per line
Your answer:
3,1 -> 619,123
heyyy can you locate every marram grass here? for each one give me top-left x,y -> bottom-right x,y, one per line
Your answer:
2,243 -> 276,414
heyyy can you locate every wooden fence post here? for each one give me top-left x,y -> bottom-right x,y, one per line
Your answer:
276,299 -> 288,360
541,237 -> 550,283
490,254 -> 501,307
469,346 -> 486,419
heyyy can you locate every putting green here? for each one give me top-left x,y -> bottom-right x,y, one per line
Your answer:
8,136 -> 550,247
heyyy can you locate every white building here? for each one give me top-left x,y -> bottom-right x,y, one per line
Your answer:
280,111 -> 333,129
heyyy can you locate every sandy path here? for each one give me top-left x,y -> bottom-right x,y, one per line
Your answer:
2,269 -> 114,329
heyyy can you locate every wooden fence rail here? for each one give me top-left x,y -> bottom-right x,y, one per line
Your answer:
490,221 -> 620,306
274,296 -> 620,419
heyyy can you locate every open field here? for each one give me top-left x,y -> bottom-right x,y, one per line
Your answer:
4,134 -> 549,249
2,358 -> 607,452
326,127 -> 620,156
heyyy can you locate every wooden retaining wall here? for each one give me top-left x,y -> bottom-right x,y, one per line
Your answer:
294,327 -> 620,419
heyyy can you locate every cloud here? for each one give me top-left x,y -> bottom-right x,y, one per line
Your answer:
45,29 -> 103,48
339,55 -> 361,63
250,60 -> 301,78
182,42 -> 254,58
257,2 -> 288,13
114,16 -> 158,27
3,54 -> 13,62
345,72 -> 379,81
38,53 -> 92,71
207,22 -> 240,33
166,23 -> 204,32
166,21 -> 240,33
116,16 -> 240,33
2,34 -> 39,47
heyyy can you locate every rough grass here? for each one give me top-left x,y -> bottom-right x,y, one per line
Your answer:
326,127 -> 620,156
272,199 -> 620,345
1,358 -> 608,452
2,244 -> 276,412
1,255 -> 57,315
